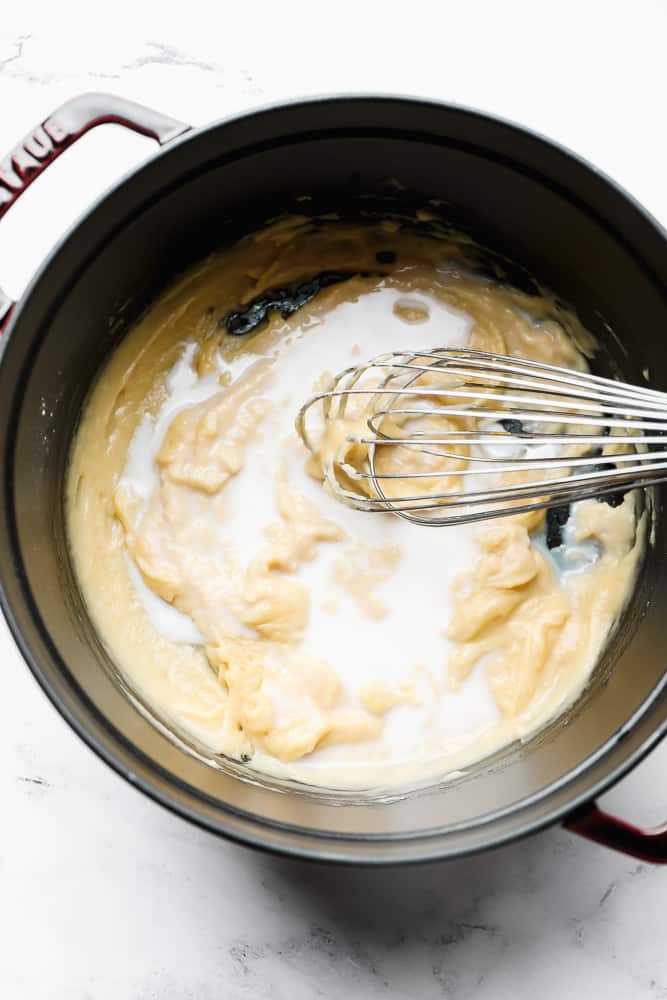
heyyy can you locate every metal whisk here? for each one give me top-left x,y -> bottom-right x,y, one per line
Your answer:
296,349 -> 667,526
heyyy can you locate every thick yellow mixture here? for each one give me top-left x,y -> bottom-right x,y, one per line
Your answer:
67,218 -> 643,788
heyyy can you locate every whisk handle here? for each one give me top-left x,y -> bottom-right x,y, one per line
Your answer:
565,801 -> 667,863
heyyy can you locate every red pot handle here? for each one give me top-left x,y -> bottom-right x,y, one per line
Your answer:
4,95 -> 663,869
565,801 -> 667,863
0,91 -> 190,333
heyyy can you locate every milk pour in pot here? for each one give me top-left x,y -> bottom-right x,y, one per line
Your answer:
67,220 -> 642,789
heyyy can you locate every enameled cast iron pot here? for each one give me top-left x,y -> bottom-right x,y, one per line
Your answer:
0,93 -> 665,864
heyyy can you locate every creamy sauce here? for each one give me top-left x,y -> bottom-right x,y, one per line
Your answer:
66,219 -> 643,789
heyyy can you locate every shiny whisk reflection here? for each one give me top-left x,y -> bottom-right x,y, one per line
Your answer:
295,349 -> 667,526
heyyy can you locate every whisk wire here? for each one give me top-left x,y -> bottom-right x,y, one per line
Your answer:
296,349 -> 664,526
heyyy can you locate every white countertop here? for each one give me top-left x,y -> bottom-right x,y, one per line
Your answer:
1,3 -> 666,997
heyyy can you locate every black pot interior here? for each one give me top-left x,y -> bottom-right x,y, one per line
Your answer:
0,98 -> 665,861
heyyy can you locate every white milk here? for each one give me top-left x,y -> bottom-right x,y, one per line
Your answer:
119,286 -> 543,768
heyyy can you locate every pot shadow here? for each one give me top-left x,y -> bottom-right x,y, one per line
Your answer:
215,821 -> 617,993
171,802 -> 650,998
239,824 -> 574,941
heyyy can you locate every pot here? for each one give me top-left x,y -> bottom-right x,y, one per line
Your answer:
0,93 -> 665,864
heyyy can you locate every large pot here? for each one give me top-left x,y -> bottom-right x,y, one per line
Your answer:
0,93 -> 665,864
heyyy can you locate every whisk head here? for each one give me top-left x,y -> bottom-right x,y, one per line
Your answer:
296,349 -> 666,526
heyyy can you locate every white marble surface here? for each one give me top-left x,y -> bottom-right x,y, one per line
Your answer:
1,3 -> 666,997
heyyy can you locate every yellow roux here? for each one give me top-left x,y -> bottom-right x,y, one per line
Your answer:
67,218 -> 644,789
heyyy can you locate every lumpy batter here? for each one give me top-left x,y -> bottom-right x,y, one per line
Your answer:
67,216 -> 643,789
